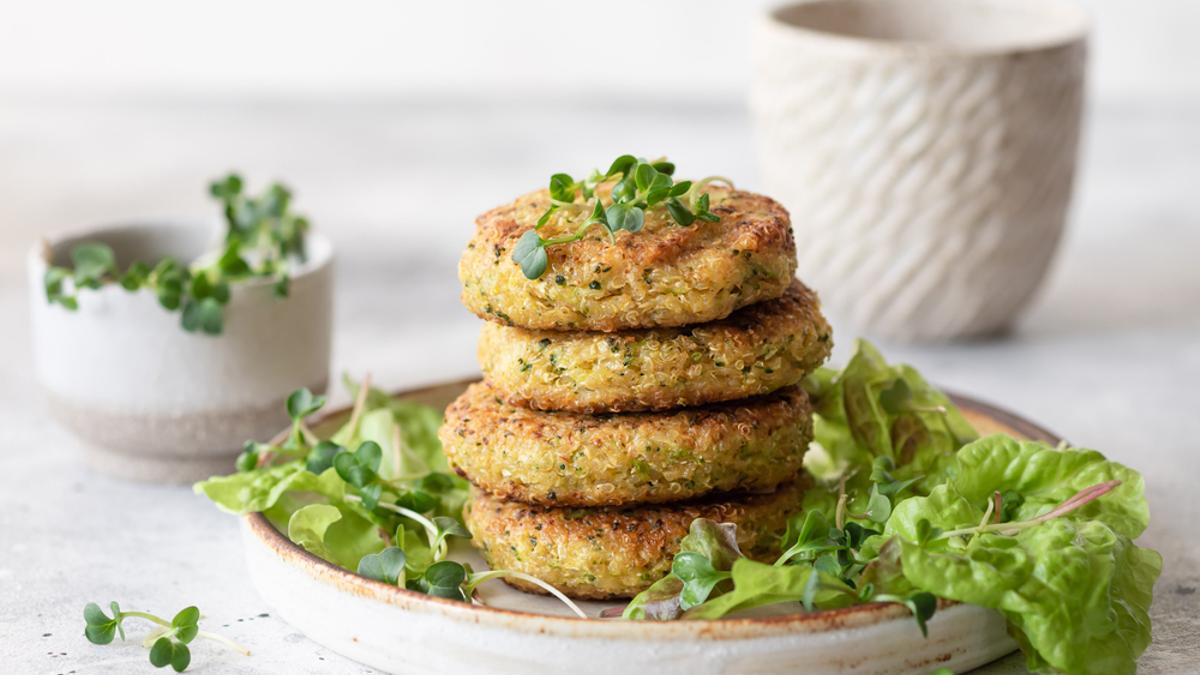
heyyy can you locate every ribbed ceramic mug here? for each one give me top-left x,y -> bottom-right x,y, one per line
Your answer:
28,222 -> 334,482
752,0 -> 1088,340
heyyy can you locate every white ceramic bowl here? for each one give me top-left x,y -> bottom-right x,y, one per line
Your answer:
240,379 -> 1062,674
752,0 -> 1089,340
28,222 -> 334,482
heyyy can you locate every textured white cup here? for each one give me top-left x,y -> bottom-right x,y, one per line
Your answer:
28,223 -> 334,482
752,0 -> 1088,340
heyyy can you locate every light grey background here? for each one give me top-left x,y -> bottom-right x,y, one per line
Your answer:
1,1 -> 1197,673
2,0 -> 1199,101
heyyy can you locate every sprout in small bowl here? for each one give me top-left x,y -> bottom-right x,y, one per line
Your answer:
27,174 -> 334,482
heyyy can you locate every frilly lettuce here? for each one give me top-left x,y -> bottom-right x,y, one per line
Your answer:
950,434 -> 1149,538
622,519 -> 745,620
885,435 -> 1161,675
801,339 -> 978,520
286,503 -> 385,571
194,378 -> 589,618
803,339 -> 976,485
195,378 -> 468,575
627,341 -> 1161,675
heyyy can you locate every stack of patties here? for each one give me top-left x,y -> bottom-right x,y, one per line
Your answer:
443,181 -> 832,600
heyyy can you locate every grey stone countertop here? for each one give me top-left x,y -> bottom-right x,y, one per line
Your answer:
0,98 -> 1196,673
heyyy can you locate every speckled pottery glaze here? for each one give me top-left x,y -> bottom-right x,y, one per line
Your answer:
752,0 -> 1089,340
28,222 -> 333,482
241,379 -> 1061,674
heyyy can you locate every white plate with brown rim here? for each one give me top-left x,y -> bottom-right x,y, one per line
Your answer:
240,379 -> 1057,674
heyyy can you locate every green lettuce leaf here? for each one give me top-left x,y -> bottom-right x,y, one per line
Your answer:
194,464 -> 348,515
622,576 -> 685,620
623,519 -> 745,619
339,378 -> 468,520
339,376 -> 448,471
353,404 -> 468,520
803,340 -> 976,488
886,435 -> 1161,675
287,503 -> 386,571
259,467 -> 350,530
800,339 -> 978,523
394,523 -> 435,577
196,379 -> 479,603
287,504 -> 343,559
899,520 -> 1159,675
950,435 -> 1150,539
619,342 -> 1160,675
194,463 -> 309,514
388,400 -> 449,473
354,403 -> 452,479
683,558 -> 853,620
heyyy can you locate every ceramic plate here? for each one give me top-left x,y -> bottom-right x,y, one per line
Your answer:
240,379 -> 1058,674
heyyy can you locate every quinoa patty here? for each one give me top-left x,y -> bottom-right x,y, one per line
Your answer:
459,187 -> 797,331
463,480 -> 805,600
479,280 -> 832,413
440,382 -> 812,507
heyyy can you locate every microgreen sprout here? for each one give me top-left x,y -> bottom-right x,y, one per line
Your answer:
775,510 -> 840,567
357,547 -> 407,586
190,343 -> 1159,674
235,386 -> 326,471
198,379 -> 591,626
418,560 -> 471,600
43,173 -> 312,335
464,569 -> 588,618
512,155 -> 732,279
671,552 -> 732,610
348,496 -> 469,560
353,545 -> 587,618
83,601 -> 248,672
871,592 -> 938,637
934,479 -> 1123,541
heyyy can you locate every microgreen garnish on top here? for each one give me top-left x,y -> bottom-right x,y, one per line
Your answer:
82,601 -> 248,672
512,155 -> 731,279
43,173 -> 311,335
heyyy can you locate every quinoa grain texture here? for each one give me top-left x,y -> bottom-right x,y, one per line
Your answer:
463,480 -> 807,600
459,187 -> 797,332
479,280 -> 831,413
440,381 -> 812,507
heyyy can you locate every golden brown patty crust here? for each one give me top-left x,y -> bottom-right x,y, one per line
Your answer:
439,382 -> 812,507
458,187 -> 797,331
463,481 -> 805,600
479,280 -> 832,413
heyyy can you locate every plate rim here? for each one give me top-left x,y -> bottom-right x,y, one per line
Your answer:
242,378 -> 1060,638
